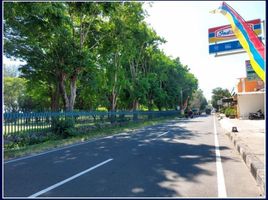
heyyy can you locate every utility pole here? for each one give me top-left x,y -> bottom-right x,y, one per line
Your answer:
180,89 -> 184,115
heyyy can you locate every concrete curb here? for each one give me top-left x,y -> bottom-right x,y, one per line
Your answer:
224,128 -> 265,196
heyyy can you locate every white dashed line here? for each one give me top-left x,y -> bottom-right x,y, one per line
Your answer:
28,158 -> 113,198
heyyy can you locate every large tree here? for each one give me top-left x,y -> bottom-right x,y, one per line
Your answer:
4,2 -> 104,111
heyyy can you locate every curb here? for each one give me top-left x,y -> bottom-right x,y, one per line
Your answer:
226,130 -> 265,196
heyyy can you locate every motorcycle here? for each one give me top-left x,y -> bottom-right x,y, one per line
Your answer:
249,109 -> 264,120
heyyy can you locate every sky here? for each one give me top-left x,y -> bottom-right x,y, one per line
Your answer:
143,1 -> 266,100
3,1 -> 265,101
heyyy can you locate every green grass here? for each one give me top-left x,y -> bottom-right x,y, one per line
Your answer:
4,116 -> 179,161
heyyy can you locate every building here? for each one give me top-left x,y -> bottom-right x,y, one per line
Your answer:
235,78 -> 265,119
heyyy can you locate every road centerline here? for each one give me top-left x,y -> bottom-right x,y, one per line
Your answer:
213,115 -> 227,197
28,158 -> 113,198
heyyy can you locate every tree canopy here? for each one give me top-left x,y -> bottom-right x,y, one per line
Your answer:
4,2 -> 201,112
211,87 -> 231,110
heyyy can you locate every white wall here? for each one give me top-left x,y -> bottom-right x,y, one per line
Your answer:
237,92 -> 265,119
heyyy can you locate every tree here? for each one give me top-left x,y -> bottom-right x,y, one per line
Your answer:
4,2 -> 200,113
4,2 -> 104,111
211,87 -> 231,111
189,89 -> 208,111
4,77 -> 27,112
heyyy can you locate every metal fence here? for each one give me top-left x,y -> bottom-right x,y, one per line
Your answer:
3,110 -> 180,136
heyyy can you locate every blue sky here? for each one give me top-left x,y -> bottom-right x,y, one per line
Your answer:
143,1 -> 265,100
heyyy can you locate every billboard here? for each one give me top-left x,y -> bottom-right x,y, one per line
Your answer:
208,19 -> 262,43
245,60 -> 260,80
209,37 -> 262,54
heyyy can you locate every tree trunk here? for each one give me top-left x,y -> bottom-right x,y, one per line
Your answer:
148,93 -> 153,111
59,72 -> 70,111
50,82 -> 60,111
132,99 -> 139,111
148,96 -> 153,119
108,90 -> 117,124
69,75 -> 77,111
132,99 -> 139,121
58,71 -> 78,111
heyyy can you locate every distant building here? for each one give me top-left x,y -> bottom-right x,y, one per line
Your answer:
234,78 -> 265,119
237,78 -> 264,92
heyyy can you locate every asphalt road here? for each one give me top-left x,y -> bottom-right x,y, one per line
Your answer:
3,115 -> 262,198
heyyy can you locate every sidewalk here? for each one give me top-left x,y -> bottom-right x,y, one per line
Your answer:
218,114 -> 265,195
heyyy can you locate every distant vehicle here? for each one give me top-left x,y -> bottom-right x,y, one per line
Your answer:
192,108 -> 200,115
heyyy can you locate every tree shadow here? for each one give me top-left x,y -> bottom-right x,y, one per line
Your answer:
4,118 -> 232,197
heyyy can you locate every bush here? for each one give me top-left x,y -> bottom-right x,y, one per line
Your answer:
225,107 -> 236,118
4,131 -> 51,149
51,118 -> 76,138
225,107 -> 231,117
219,107 -> 226,114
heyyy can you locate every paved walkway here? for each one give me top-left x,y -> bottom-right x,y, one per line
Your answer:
218,114 -> 265,195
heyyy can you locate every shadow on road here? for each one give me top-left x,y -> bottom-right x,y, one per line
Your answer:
5,116 -> 232,197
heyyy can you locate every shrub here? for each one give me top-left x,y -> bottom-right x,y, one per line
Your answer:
4,131 -> 51,149
229,108 -> 237,116
51,118 -> 76,138
219,107 -> 226,114
225,107 -> 236,118
225,108 -> 230,117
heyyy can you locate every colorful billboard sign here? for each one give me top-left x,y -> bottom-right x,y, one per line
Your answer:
209,37 -> 262,54
245,60 -> 260,80
208,19 -> 262,43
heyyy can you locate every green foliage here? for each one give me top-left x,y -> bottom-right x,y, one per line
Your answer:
219,107 -> 226,114
4,132 -> 53,149
51,118 -> 76,138
224,107 -> 236,117
4,2 -> 200,112
211,87 -> 231,111
189,89 -> 207,111
4,77 -> 27,112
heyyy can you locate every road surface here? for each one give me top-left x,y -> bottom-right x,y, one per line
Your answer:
4,115 -> 261,198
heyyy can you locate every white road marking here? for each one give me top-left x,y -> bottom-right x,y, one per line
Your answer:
157,131 -> 169,138
213,115 -> 227,197
28,158 -> 113,198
